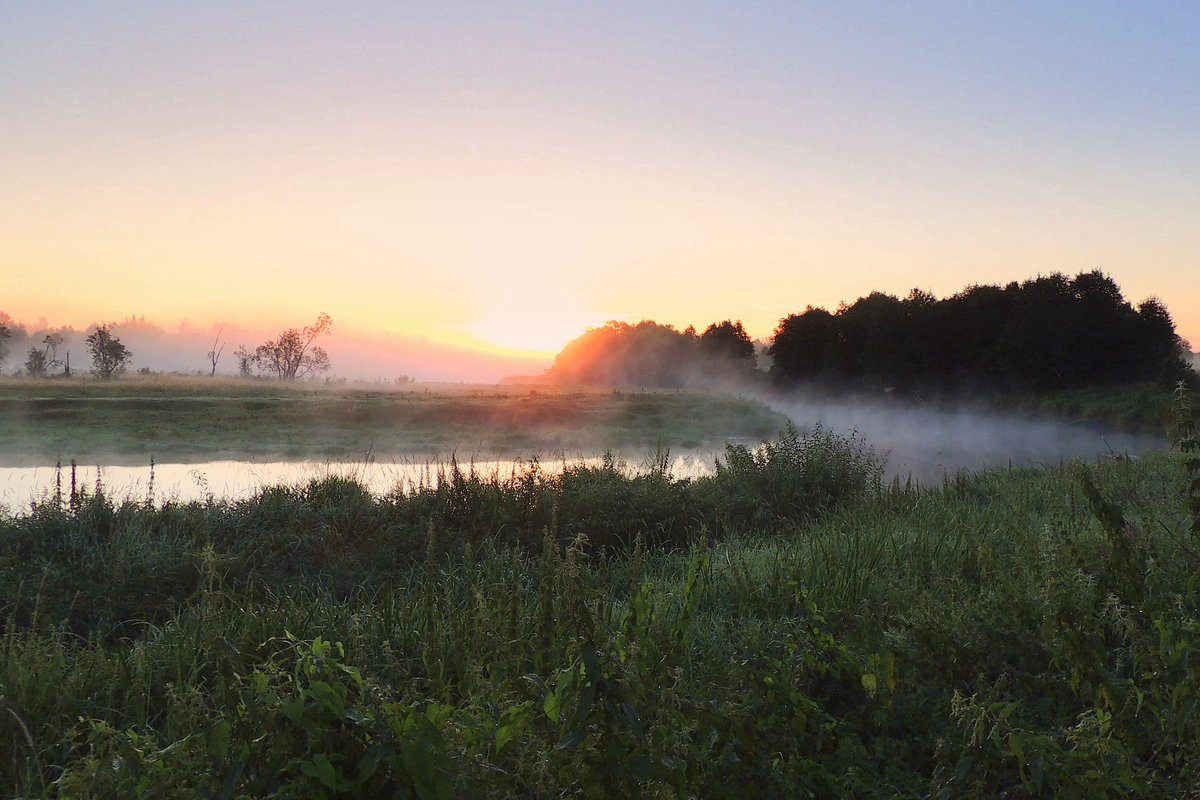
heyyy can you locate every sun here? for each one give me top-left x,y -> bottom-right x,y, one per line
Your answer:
460,292 -> 613,357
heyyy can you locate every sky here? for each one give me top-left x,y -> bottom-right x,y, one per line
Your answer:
3,2 -> 1198,379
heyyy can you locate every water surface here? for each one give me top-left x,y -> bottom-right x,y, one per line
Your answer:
0,403 -> 1170,511
0,451 -> 720,511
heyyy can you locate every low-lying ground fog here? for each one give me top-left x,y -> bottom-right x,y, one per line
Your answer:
0,379 -> 1171,510
768,391 -> 1167,483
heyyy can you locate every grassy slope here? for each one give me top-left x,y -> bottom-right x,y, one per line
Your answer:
0,375 -> 785,466
991,380 -> 1191,435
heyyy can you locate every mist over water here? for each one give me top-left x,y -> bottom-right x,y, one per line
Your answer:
764,392 -> 1168,483
0,373 -> 1175,510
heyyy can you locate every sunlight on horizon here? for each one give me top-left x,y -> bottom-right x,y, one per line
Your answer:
456,287 -> 615,358
2,3 -> 1199,377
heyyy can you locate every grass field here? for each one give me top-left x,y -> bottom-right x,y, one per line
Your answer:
1,379 -> 1197,796
0,375 -> 786,466
993,380 -> 1190,435
0,395 -> 1198,796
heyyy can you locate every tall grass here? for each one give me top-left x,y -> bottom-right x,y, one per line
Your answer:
1,420 -> 1199,796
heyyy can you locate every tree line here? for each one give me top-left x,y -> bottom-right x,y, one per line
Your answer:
770,270 -> 1188,392
0,312 -> 333,381
546,270 -> 1192,393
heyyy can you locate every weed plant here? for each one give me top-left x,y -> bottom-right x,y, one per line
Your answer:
1,418 -> 1199,797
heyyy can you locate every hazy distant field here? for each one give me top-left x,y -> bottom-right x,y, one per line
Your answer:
0,375 -> 786,466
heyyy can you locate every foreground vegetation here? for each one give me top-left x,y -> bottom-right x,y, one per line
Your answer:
0,376 -> 784,466
1,389 -> 1198,798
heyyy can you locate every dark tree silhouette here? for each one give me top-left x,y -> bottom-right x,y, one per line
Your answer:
769,306 -> 837,382
85,325 -> 132,378
254,313 -> 332,380
23,334 -> 65,378
835,292 -> 907,384
207,328 -> 225,377
0,315 -> 10,373
1134,298 -> 1189,381
234,345 -> 254,378
699,320 -> 757,374
940,284 -> 1013,387
768,270 -> 1190,393
23,348 -> 48,378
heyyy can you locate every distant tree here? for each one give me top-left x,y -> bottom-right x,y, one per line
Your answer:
1134,297 -> 1190,381
23,333 -> 67,378
768,269 -> 1187,393
835,292 -> 908,384
43,333 -> 63,364
699,320 -> 757,373
254,313 -> 333,380
769,306 -> 837,382
0,312 -> 30,374
234,345 -> 254,378
44,333 -> 70,376
0,315 -> 10,373
207,328 -> 225,377
940,284 -> 1013,387
85,325 -> 132,378
549,319 -> 767,388
549,320 -> 697,387
23,348 -> 48,377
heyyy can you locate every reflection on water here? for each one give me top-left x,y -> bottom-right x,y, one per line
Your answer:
0,452 -> 722,511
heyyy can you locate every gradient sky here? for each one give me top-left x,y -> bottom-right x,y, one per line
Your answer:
3,2 -> 1198,374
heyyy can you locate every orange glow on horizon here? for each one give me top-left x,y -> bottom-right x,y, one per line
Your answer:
448,288 -> 615,359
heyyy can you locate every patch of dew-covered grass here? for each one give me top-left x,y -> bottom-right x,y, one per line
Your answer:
2,412 -> 1199,797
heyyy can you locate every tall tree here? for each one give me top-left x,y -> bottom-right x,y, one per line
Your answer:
24,333 -> 63,378
234,345 -> 255,377
85,325 -> 132,378
254,313 -> 332,380
769,306 -> 837,382
0,313 -> 11,372
23,348 -> 48,377
1134,298 -> 1189,380
207,328 -> 225,377
699,320 -> 757,373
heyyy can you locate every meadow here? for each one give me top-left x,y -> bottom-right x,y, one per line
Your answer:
0,376 -> 785,467
0,379 -> 1197,797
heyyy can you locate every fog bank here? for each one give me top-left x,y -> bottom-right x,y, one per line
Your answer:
765,391 -> 1167,484
0,315 -> 550,383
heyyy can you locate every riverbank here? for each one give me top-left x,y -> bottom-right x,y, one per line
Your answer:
1,422 -> 1197,796
0,375 -> 785,467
